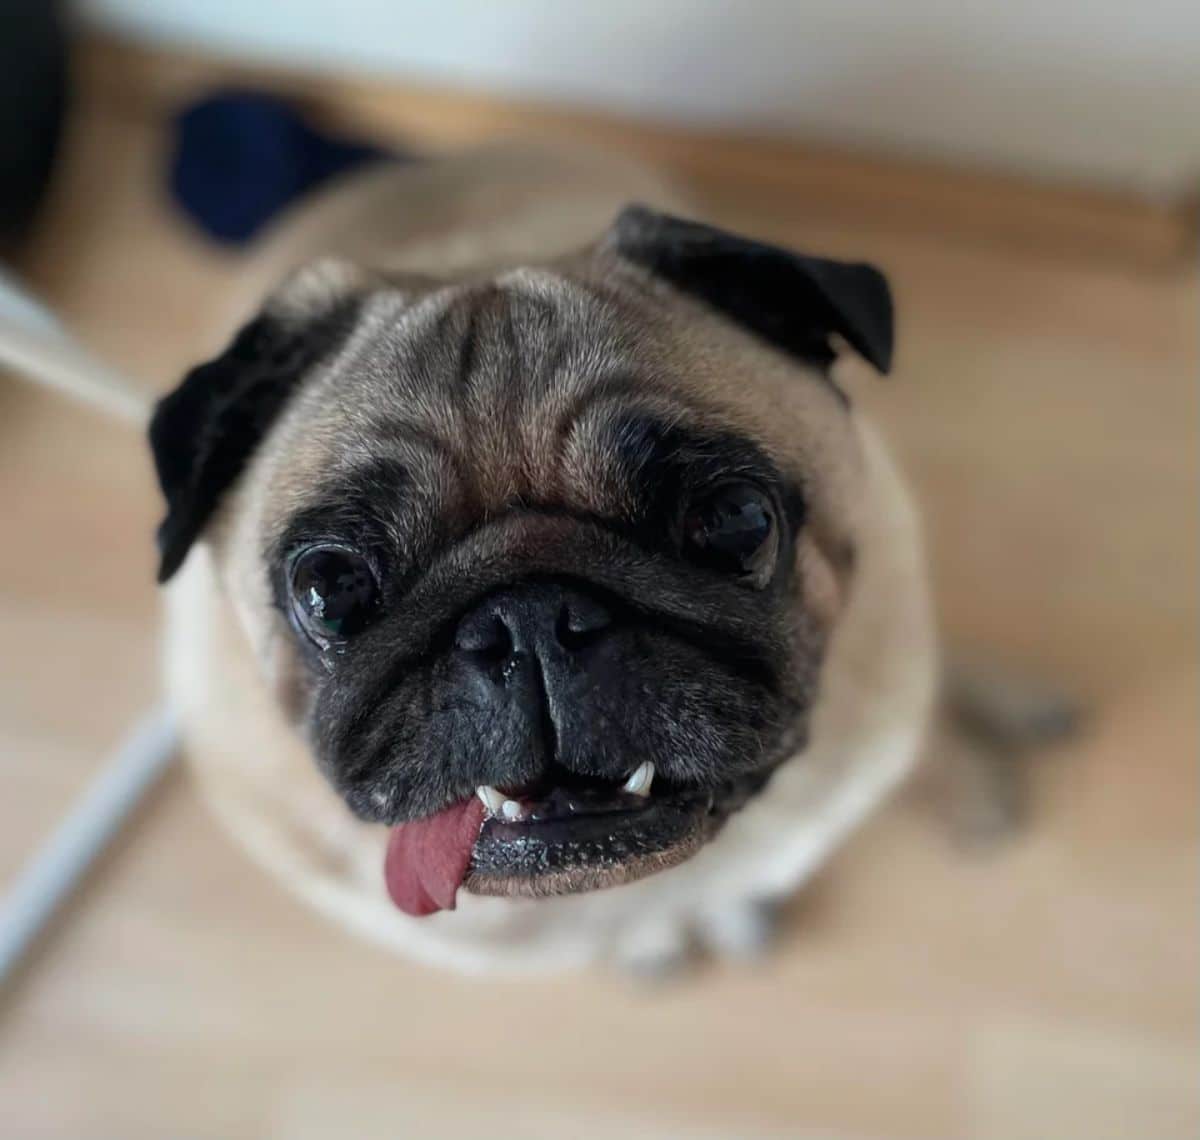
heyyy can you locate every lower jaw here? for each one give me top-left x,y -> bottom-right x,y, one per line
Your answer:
461,802 -> 719,898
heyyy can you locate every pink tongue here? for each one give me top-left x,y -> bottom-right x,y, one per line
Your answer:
384,797 -> 486,917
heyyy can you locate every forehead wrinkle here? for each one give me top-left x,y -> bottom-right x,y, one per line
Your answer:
323,272 -> 690,521
496,277 -> 653,506
341,286 -> 510,510
339,418 -> 460,477
428,280 -> 610,509
426,285 -> 518,506
561,391 -> 694,518
336,410 -> 478,548
555,374 -> 689,439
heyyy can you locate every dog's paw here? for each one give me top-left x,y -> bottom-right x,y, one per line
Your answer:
613,896 -> 786,981
939,731 -> 1027,848
695,897 -> 782,961
929,657 -> 1082,850
613,917 -> 693,982
947,659 -> 1080,754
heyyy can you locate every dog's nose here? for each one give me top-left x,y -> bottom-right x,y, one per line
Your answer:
453,583 -> 626,779
454,582 -> 612,666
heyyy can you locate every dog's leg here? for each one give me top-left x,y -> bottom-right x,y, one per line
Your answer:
935,658 -> 1080,847
695,896 -> 783,961
613,916 -> 693,981
931,723 -> 1028,846
615,897 -> 788,978
946,658 -> 1079,753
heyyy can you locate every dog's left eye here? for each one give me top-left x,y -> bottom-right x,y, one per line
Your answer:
681,482 -> 779,584
290,546 -> 380,643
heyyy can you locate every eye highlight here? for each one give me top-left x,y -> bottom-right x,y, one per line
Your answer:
681,482 -> 779,585
290,546 -> 380,644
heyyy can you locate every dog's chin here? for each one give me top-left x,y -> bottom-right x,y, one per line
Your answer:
460,772 -> 763,899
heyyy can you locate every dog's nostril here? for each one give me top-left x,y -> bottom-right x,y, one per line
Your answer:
455,611 -> 513,659
555,594 -> 612,650
456,586 -> 611,665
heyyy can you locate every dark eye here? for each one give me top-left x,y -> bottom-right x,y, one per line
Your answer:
290,546 -> 380,644
682,482 -> 779,584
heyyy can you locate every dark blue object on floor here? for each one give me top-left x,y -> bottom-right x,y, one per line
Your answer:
168,91 -> 395,245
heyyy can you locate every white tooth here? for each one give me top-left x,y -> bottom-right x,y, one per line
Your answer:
623,761 -> 655,797
476,786 -> 506,815
501,799 -> 524,821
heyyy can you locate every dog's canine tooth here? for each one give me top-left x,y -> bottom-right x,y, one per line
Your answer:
500,799 -> 525,821
622,761 -> 655,797
476,786 -> 506,815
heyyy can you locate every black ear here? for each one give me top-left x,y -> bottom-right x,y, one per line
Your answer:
149,294 -> 360,583
610,205 -> 893,376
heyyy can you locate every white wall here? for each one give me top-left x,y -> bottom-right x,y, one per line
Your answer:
81,0 -> 1200,195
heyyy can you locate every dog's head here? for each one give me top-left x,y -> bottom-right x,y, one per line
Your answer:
150,206 -> 892,914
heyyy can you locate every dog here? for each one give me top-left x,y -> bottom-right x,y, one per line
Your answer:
152,144 -> 936,975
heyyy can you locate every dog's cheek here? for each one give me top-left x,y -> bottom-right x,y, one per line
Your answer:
625,638 -> 786,785
264,634 -> 318,725
307,659 -> 501,822
794,531 -> 847,637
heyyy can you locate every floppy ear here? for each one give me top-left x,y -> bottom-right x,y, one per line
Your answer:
149,267 -> 364,583
610,204 -> 893,376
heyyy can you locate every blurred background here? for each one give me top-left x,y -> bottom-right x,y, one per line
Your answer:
0,3 -> 1196,1138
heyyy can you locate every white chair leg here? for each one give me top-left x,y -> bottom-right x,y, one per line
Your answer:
0,706 -> 178,985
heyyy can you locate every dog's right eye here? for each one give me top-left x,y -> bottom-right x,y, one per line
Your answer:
681,481 -> 779,586
290,546 -> 380,644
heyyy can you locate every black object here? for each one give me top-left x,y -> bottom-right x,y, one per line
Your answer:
168,91 -> 393,245
0,1 -> 67,249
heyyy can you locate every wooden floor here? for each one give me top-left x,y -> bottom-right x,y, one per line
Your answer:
0,74 -> 1196,1140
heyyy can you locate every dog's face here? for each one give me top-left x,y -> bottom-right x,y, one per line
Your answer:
150,207 -> 892,914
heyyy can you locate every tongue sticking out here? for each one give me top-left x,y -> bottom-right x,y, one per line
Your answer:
384,797 -> 486,917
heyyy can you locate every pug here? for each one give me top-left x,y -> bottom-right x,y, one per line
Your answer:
153,145 -> 936,975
